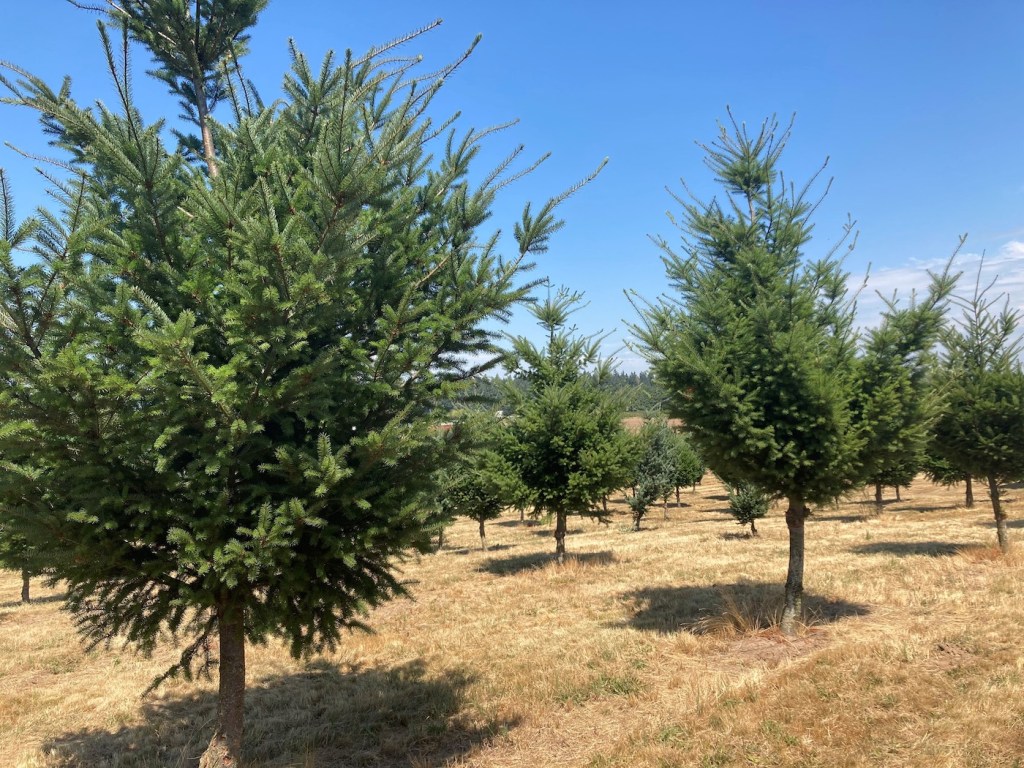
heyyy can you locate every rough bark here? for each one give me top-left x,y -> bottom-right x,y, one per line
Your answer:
21,568 -> 30,604
478,518 -> 487,551
554,510 -> 567,564
988,475 -> 1010,554
965,475 -> 974,508
781,497 -> 808,636
199,603 -> 246,768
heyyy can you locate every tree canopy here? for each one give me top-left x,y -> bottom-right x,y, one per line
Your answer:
633,113 -> 951,633
0,6 -> 599,764
505,288 -> 630,562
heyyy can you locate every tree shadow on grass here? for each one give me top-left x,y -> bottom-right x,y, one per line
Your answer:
618,581 -> 869,635
495,518 -> 537,528
812,512 -> 872,524
42,659 -> 514,768
0,592 -> 65,610
529,526 -> 583,538
478,550 -> 617,576
448,543 -> 517,556
851,541 -> 965,557
894,503 -> 962,514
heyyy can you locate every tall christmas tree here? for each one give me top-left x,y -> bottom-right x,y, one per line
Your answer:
0,3 -> 599,764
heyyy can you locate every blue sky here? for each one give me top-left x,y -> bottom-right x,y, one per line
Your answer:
3,1 -> 1022,371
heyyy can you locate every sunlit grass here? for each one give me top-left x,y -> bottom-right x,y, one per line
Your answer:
2,475 -> 1022,766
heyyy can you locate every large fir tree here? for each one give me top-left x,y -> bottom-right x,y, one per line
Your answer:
633,114 -> 949,634
931,268 -> 1024,552
0,6 -> 599,765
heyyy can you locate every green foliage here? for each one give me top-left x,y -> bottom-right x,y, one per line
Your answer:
673,432 -> 705,491
97,0 -> 270,167
727,482 -> 769,535
627,420 -> 677,530
633,113 -> 863,507
0,13 -> 586,688
931,269 -> 1024,484
854,262 -> 955,498
438,412 -> 524,548
505,289 -> 629,557
929,262 -> 1024,550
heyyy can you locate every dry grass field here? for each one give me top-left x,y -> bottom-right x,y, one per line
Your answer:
2,475 -> 1023,767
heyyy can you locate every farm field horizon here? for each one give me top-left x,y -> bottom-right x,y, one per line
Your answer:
2,474 -> 1022,767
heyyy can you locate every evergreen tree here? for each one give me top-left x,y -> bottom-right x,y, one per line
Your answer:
505,288 -> 629,563
633,114 -> 947,634
671,430 -> 705,502
931,268 -> 1024,552
855,281 -> 954,507
921,440 -> 974,507
0,9 -> 600,765
627,419 -> 677,531
438,412 -> 523,550
727,481 -> 769,536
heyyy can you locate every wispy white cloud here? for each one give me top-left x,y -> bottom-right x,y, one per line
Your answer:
854,240 -> 1024,329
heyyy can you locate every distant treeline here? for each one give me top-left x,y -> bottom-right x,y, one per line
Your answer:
453,371 -> 670,415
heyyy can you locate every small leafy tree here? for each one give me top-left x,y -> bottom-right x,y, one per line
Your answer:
627,420 -> 677,531
505,289 -> 629,563
0,7 -> 601,765
727,481 -> 769,536
931,267 -> 1024,552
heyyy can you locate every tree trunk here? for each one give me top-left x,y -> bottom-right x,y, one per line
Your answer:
632,509 -> 642,532
676,486 -> 681,504
895,486 -> 902,502
519,506 -> 525,522
21,568 -> 30,604
199,604 -> 246,768
965,475 -> 974,508
192,75 -> 219,178
988,475 -> 1010,554
436,528 -> 445,551
479,519 -> 487,551
750,520 -> 757,537
874,482 -> 883,506
602,495 -> 608,514
781,498 -> 808,636
554,510 -> 567,564
663,496 -> 669,520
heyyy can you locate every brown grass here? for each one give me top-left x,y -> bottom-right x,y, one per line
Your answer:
3,476 -> 1024,767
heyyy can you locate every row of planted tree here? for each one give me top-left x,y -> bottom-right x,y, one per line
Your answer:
1,2 -> 1022,766
439,256 -> 1021,566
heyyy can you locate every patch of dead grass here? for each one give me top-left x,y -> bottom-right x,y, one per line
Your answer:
2,475 -> 1023,767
